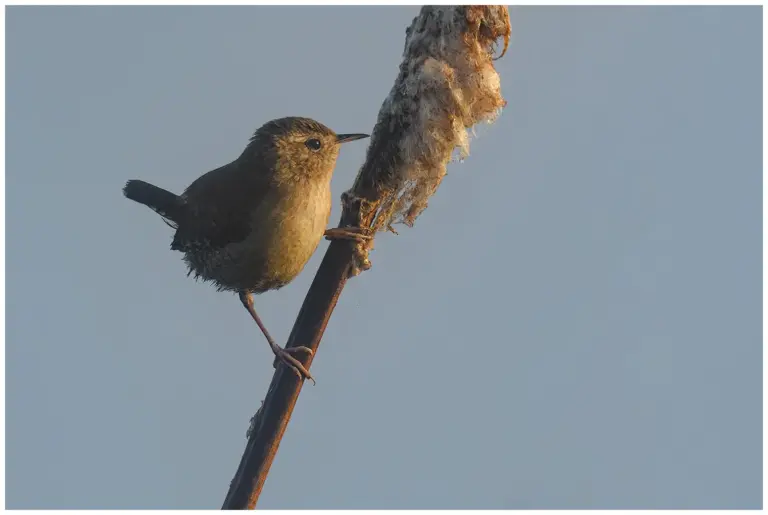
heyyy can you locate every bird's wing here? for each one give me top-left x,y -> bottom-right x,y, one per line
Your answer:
171,161 -> 268,252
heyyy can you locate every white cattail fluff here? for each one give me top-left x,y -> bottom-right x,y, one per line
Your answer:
349,6 -> 510,230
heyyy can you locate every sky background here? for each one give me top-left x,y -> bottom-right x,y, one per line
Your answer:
6,6 -> 762,509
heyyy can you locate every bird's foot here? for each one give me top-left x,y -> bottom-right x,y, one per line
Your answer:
324,226 -> 374,277
324,226 -> 373,242
272,345 -> 316,385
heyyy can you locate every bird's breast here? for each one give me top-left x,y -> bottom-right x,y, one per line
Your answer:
255,181 -> 332,270
205,180 -> 332,292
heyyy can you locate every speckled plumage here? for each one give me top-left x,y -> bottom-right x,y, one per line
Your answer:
123,116 -> 369,382
179,161 -> 333,293
125,116 -> 362,293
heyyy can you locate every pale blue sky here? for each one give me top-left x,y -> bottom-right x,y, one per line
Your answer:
6,6 -> 762,509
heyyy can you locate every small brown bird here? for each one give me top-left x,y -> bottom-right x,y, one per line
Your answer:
123,117 -> 369,383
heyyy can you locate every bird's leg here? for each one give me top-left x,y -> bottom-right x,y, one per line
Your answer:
238,291 -> 315,385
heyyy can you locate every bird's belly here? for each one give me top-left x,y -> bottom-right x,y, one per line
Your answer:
191,184 -> 331,292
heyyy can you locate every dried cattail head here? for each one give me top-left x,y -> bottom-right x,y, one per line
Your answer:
348,6 -> 510,230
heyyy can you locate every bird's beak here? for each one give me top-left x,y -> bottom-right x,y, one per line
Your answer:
336,133 -> 370,144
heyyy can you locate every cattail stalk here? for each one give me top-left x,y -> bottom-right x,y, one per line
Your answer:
222,6 -> 511,509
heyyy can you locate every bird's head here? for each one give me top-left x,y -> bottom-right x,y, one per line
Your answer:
243,116 -> 369,184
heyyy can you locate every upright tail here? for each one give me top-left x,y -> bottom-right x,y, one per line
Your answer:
123,180 -> 184,225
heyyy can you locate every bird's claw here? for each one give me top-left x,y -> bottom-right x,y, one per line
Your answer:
324,226 -> 373,242
272,345 -> 316,385
324,226 -> 375,278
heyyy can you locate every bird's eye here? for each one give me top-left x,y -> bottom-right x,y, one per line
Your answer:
305,138 -> 322,151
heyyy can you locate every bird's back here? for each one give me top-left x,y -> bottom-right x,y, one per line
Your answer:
171,160 -> 265,252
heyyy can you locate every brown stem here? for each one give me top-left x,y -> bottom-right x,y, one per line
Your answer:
221,237 -> 358,509
221,5 -> 509,509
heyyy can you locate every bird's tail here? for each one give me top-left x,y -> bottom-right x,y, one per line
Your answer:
123,180 -> 184,226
